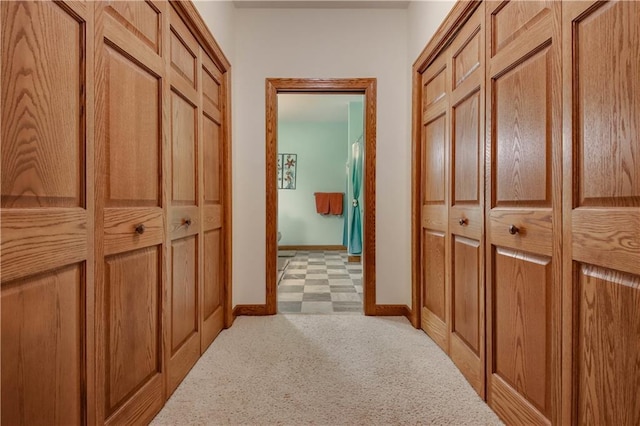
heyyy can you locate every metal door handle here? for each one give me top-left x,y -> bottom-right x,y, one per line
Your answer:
458,218 -> 468,226
184,218 -> 192,227
135,224 -> 146,235
508,224 -> 519,235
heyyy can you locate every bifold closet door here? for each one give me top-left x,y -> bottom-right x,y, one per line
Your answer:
200,50 -> 226,351
562,2 -> 640,424
166,5 -> 202,396
485,1 -> 562,424
447,3 -> 485,398
94,1 -> 168,424
420,52 -> 451,353
1,2 -> 94,424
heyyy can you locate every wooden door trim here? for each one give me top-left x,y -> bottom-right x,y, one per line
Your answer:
411,1 -> 482,328
265,78 -> 377,315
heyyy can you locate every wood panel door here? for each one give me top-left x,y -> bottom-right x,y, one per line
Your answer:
561,2 -> 640,425
420,52 -> 451,353
1,2 -> 94,424
94,1 -> 167,424
166,5 -> 201,397
447,3 -> 486,398
485,1 -> 562,424
200,50 -> 226,351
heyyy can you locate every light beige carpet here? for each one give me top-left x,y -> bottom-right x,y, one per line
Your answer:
151,315 -> 502,425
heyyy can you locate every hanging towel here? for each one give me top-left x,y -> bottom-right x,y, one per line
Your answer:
314,192 -> 330,214
329,193 -> 343,215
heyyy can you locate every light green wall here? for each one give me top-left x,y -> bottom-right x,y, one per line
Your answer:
278,121 -> 348,246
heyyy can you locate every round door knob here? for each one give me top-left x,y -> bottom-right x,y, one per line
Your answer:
135,224 -> 146,235
184,218 -> 192,227
458,218 -> 468,226
508,224 -> 520,235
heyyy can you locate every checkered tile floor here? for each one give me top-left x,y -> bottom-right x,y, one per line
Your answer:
278,250 -> 363,314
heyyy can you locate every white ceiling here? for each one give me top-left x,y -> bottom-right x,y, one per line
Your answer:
278,94 -> 364,123
234,1 -> 410,9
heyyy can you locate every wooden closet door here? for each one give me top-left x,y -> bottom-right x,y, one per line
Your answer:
166,5 -> 201,396
200,50 -> 226,351
448,3 -> 485,398
562,2 -> 640,425
94,1 -> 167,424
420,53 -> 451,353
485,1 -> 562,424
1,2 -> 93,424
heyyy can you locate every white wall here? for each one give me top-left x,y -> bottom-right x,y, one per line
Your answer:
408,1 -> 456,63
192,1 -> 235,62
278,121 -> 348,246
233,7 -> 411,305
193,2 -> 456,308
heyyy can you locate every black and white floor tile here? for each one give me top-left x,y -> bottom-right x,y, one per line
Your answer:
277,251 -> 363,314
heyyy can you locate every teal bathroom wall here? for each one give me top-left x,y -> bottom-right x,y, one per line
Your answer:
278,121 -> 348,246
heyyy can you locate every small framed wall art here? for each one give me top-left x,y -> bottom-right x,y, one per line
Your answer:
278,153 -> 297,189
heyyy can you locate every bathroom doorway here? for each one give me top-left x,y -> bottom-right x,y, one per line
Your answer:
276,93 -> 364,314
265,78 -> 377,315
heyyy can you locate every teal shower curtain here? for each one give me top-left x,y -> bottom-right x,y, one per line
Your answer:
349,141 -> 362,254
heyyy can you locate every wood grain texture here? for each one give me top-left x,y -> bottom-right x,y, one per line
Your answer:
203,114 -> 221,204
486,1 -> 563,421
104,207 -> 164,256
422,230 -> 446,321
575,1 -> 639,207
170,235 -> 198,352
105,246 -> 160,414
452,90 -> 480,204
1,264 -> 83,426
453,29 -> 481,87
169,9 -> 197,88
452,236 -> 480,353
421,308 -> 448,353
264,78 -> 376,316
561,3 -> 640,424
169,205 -> 200,239
94,1 -> 167,423
491,1 -> 549,55
105,44 -> 160,207
424,67 -> 446,108
494,47 -> 551,207
423,115 -> 447,203
494,248 -> 551,416
202,229 -> 222,321
375,305 -> 411,318
1,208 -> 87,282
171,90 -> 198,204
1,1 -> 83,209
233,305 -> 269,316
577,264 -> 640,425
107,0 -> 161,53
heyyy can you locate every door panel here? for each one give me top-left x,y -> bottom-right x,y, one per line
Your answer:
1,1 -> 82,209
166,5 -> 202,397
105,45 -> 160,207
447,4 -> 485,398
419,52 -> 450,353
563,2 -> 640,424
203,115 -> 222,204
486,1 -> 561,423
494,248 -> 551,415
105,247 -> 161,415
171,236 -> 198,352
494,48 -> 551,207
96,1 -> 166,423
576,265 -> 640,425
1,264 -> 83,426
171,91 -> 198,204
1,2 -> 91,424
452,237 -> 480,353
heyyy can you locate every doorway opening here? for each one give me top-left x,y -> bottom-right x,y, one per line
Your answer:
265,78 -> 377,315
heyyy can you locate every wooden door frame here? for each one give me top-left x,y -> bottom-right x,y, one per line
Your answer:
265,78 -> 377,315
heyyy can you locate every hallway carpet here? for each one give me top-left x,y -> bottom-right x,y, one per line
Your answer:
151,315 -> 502,425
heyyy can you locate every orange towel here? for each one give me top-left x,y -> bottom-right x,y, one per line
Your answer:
329,193 -> 343,215
315,193 -> 330,214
